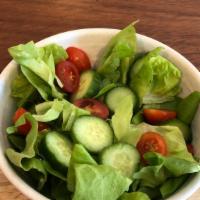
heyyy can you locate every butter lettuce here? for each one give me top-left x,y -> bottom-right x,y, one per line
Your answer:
11,71 -> 36,107
6,113 -> 47,190
120,192 -> 150,200
111,95 -> 135,140
133,152 -> 200,189
33,99 -> 90,131
67,144 -> 97,192
96,24 -> 136,84
8,41 -> 67,100
129,47 -> 181,104
73,164 -> 132,200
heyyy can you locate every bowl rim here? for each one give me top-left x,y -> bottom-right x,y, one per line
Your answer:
0,28 -> 200,200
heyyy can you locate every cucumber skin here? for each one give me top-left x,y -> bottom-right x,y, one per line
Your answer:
39,131 -> 72,174
105,86 -> 136,112
72,70 -> 101,101
100,143 -> 140,178
72,116 -> 113,153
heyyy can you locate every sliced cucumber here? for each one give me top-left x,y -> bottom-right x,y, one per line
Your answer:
72,116 -> 113,153
39,131 -> 72,173
162,119 -> 191,142
100,143 -> 140,178
71,70 -> 101,101
105,86 -> 136,112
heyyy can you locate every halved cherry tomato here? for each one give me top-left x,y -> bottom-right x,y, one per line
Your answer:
136,132 -> 168,160
187,144 -> 194,155
143,109 -> 176,124
74,98 -> 109,119
13,107 -> 48,136
13,107 -> 31,136
66,47 -> 91,72
56,60 -> 80,93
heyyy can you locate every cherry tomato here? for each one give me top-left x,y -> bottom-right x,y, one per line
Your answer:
187,144 -> 194,155
56,60 -> 80,93
74,98 -> 109,119
13,107 -> 31,136
136,132 -> 168,160
13,107 -> 48,136
66,47 -> 91,72
143,109 -> 176,124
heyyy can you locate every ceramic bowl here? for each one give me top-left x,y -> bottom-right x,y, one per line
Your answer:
0,28 -> 200,200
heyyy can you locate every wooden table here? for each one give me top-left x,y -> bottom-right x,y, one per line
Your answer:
0,0 -> 199,199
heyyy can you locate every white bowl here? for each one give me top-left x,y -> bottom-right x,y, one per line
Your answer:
0,29 -> 200,200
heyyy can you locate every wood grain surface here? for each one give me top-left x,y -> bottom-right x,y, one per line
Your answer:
0,0 -> 200,199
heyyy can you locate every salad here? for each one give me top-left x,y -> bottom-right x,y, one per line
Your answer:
5,23 -> 200,200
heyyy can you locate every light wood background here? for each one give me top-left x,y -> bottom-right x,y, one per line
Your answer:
0,0 -> 200,199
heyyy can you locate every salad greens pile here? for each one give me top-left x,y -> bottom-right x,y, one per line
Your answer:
5,23 -> 200,200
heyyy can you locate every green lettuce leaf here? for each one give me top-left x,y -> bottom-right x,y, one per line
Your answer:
8,41 -> 66,100
129,47 -> 181,104
133,161 -> 170,188
160,175 -> 188,198
177,91 -> 200,124
6,113 -> 47,189
93,83 -> 117,98
11,71 -> 36,107
33,99 -> 90,131
111,95 -> 135,140
121,123 -> 194,161
96,24 -> 136,84
42,43 -> 68,64
67,144 -> 97,192
73,164 -> 132,200
120,192 -> 150,200
134,152 -> 200,189
42,160 -> 66,181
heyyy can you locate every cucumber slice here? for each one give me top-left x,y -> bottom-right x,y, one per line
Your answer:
105,86 -> 136,112
39,131 -> 72,173
72,116 -> 113,153
100,143 -> 140,178
162,119 -> 191,142
71,70 -> 101,101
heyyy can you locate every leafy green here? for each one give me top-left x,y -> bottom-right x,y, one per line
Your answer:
121,123 -> 194,161
42,43 -> 68,64
160,175 -> 188,198
133,161 -> 169,188
111,92 -> 136,140
11,71 -> 36,107
73,164 -> 132,200
33,99 -> 90,131
8,41 -> 66,100
120,57 -> 133,84
177,91 -> 200,124
143,97 -> 181,111
134,152 -> 200,189
111,97 -> 133,140
7,134 -> 25,151
43,160 -> 66,181
67,144 -> 97,192
129,47 -> 181,104
6,113 -> 47,189
96,24 -> 136,83
120,192 -> 150,200
93,83 -> 117,98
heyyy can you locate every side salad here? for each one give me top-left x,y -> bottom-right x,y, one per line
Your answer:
5,23 -> 200,200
